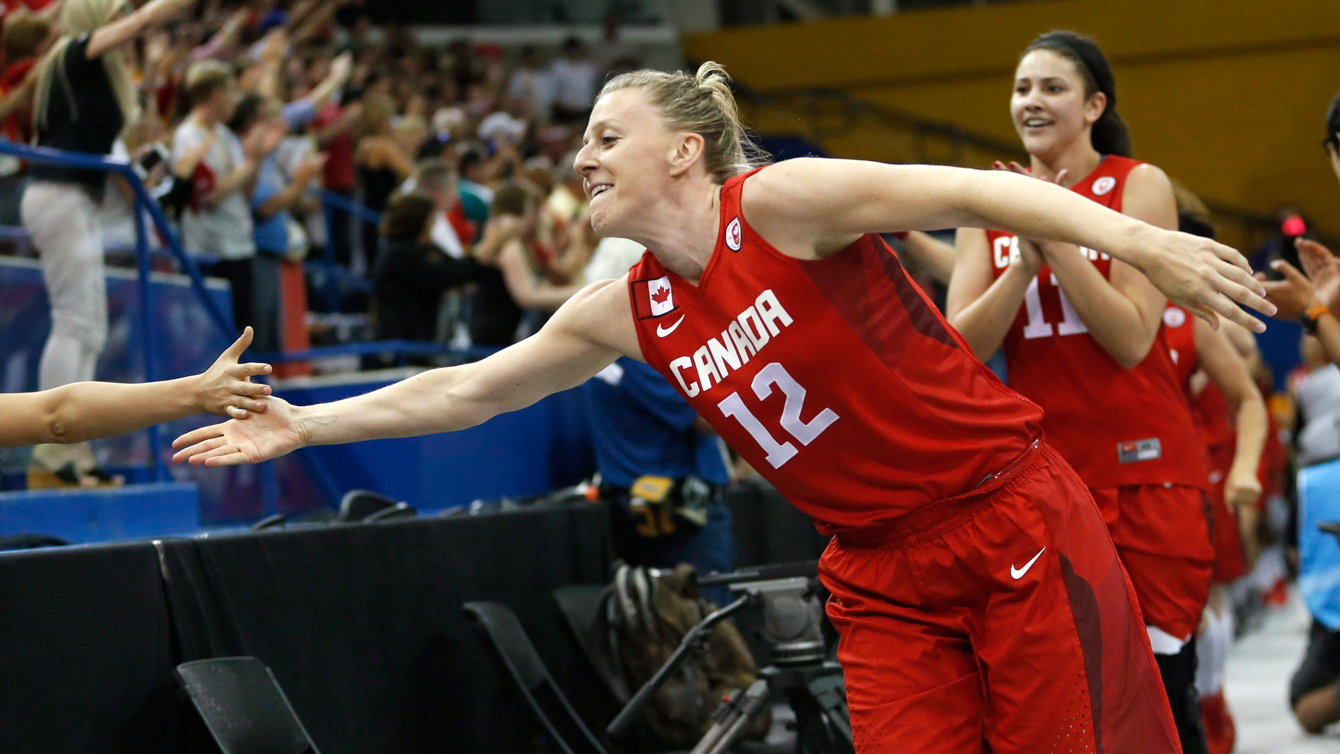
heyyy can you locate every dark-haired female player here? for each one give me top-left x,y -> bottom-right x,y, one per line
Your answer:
175,62 -> 1275,753
947,31 -> 1224,753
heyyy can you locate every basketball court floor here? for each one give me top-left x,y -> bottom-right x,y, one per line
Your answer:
1228,596 -> 1339,752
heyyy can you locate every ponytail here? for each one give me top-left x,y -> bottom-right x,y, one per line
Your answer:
1091,109 -> 1132,159
599,61 -> 770,183
1025,31 -> 1132,158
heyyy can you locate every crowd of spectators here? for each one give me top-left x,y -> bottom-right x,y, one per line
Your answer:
0,0 -> 651,362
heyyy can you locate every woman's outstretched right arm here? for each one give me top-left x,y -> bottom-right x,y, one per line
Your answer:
173,278 -> 640,467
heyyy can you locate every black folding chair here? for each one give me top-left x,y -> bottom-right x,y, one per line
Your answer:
175,657 -> 321,754
463,601 -> 611,754
553,584 -> 629,705
338,490 -> 413,522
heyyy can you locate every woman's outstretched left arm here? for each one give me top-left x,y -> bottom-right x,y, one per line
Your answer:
742,158 -> 1273,332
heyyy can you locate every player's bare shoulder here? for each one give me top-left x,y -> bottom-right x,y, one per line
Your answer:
552,275 -> 644,361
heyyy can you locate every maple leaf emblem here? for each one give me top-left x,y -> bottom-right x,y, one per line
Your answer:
651,286 -> 671,305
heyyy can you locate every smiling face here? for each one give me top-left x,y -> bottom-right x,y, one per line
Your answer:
1011,49 -> 1105,161
574,87 -> 681,238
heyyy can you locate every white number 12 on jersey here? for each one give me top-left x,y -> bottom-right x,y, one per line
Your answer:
717,362 -> 839,469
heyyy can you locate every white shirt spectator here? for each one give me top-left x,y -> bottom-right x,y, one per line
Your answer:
548,56 -> 598,112
508,67 -> 555,115
172,117 -> 255,260
1296,363 -> 1340,467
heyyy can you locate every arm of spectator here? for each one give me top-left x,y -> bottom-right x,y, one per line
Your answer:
375,139 -> 416,181
290,0 -> 341,46
898,231 -> 956,286
203,127 -> 278,207
172,128 -> 216,180
254,29 -> 288,100
188,8 -> 248,63
0,75 -> 36,126
471,214 -> 521,264
314,102 -> 362,146
34,0 -> 65,24
498,239 -> 581,311
287,0 -> 321,27
0,328 -> 271,448
546,218 -> 598,282
87,0 -> 196,60
299,52 -> 352,114
255,154 -> 327,220
1194,319 -> 1267,510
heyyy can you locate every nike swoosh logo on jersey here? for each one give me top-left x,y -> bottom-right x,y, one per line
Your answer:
656,315 -> 685,338
1010,547 -> 1046,579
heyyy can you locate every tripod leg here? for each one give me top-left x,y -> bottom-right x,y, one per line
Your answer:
788,675 -> 855,754
690,680 -> 771,754
808,675 -> 854,748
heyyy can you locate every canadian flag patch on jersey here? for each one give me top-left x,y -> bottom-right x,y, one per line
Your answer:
633,275 -> 678,319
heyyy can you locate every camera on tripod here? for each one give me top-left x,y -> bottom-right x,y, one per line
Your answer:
721,574 -> 827,668
607,561 -> 853,754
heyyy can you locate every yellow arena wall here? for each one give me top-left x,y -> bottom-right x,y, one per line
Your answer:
684,0 -> 1340,248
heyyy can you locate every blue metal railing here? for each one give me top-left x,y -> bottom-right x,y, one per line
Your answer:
0,141 -> 235,484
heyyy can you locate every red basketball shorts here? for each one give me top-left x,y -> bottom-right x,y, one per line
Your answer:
1089,484 -> 1216,641
821,442 -> 1178,754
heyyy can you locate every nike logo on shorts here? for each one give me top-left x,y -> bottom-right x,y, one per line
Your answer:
1010,547 -> 1046,579
657,315 -> 686,337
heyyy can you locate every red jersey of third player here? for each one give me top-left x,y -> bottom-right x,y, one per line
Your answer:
628,167 -> 1043,531
984,156 -> 1209,491
1163,303 -> 1234,465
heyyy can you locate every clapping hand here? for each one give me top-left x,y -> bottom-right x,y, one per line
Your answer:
993,160 -> 1063,274
1258,257 -> 1325,321
1296,238 -> 1340,310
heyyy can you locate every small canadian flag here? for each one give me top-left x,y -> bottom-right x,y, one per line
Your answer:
648,276 -> 674,316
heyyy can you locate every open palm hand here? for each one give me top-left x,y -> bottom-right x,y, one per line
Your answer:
172,397 -> 305,467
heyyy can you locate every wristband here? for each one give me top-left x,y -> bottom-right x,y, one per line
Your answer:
1303,303 -> 1331,335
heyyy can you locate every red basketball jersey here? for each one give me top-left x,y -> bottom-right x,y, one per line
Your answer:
628,168 -> 1043,531
985,156 -> 1208,490
1164,303 -> 1235,462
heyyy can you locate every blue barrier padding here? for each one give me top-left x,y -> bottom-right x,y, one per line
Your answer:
0,482 -> 200,543
255,340 -> 500,364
